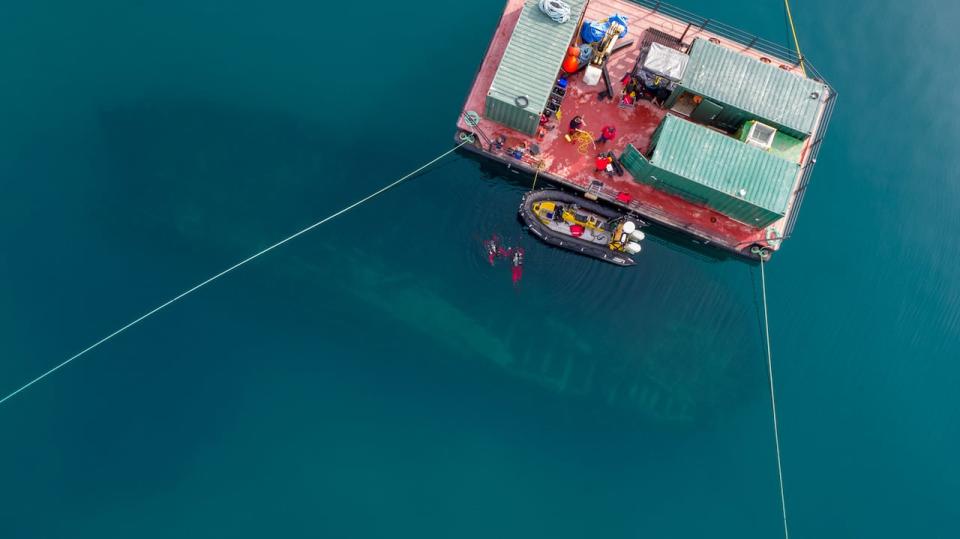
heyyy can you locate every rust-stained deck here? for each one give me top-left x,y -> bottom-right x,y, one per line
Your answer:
456,0 -> 831,259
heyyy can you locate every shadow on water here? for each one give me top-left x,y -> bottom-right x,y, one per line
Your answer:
94,97 -> 766,429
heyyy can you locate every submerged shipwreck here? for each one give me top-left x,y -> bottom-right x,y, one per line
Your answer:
456,0 -> 835,261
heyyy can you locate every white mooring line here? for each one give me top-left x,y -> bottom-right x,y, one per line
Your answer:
0,141 -> 468,407
760,258 -> 790,539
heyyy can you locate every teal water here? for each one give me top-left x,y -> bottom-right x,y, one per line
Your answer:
2,1 -> 958,537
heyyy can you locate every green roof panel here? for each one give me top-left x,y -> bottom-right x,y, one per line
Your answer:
681,38 -> 827,137
486,0 -> 587,134
649,115 -> 799,223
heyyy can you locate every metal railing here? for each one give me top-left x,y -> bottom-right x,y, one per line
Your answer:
627,0 -> 825,77
783,89 -> 837,236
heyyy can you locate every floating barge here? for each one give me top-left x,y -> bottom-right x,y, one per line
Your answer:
455,0 -> 835,261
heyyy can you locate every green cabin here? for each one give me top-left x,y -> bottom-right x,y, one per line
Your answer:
485,0 -> 587,135
620,115 -> 799,227
666,38 -> 828,140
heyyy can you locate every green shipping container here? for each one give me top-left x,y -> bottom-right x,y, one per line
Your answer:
485,0 -> 587,135
620,115 -> 799,227
673,38 -> 828,139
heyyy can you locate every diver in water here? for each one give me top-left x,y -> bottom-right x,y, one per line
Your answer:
484,235 -> 499,265
511,248 -> 524,286
483,236 -> 525,286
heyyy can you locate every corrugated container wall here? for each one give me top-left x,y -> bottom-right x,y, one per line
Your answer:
673,39 -> 828,139
485,0 -> 587,135
620,116 -> 799,227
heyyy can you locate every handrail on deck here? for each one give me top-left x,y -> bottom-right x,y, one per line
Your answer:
626,0 -> 829,84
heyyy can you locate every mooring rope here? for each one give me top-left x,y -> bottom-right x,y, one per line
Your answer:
0,140 -> 469,408
783,0 -> 806,76
760,258 -> 790,539
572,130 -> 595,154
530,160 -> 544,190
538,0 -> 571,24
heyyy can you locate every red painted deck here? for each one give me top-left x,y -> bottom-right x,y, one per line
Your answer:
457,0 -> 823,257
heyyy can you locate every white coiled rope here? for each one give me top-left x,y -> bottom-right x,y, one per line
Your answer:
539,0 -> 571,23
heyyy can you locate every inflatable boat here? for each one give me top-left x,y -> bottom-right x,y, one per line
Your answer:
519,189 -> 645,266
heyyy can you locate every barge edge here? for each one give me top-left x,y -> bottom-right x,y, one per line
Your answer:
453,133 -> 765,263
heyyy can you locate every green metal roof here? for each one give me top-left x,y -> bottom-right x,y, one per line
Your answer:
681,38 -> 827,137
651,115 -> 799,215
487,0 -> 587,117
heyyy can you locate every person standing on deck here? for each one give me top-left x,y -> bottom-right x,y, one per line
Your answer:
566,115 -> 585,140
596,125 -> 617,145
595,154 -> 613,173
620,75 -> 639,105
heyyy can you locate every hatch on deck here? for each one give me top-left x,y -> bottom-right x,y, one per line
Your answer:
744,121 -> 777,151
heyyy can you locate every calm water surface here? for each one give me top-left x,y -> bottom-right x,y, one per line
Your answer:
1,1 -> 958,537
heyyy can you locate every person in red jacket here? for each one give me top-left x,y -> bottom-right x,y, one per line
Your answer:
596,125 -> 617,145
595,154 -> 613,173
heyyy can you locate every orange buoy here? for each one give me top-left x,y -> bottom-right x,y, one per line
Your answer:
567,46 -> 580,56
561,55 -> 579,73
